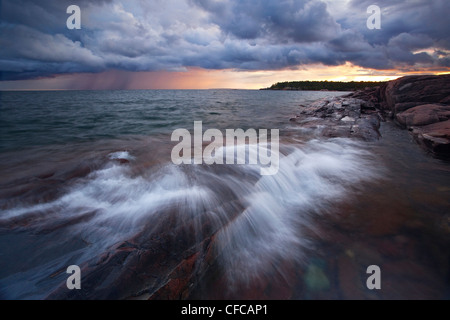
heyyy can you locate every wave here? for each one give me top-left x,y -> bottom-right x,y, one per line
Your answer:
0,138 -> 381,299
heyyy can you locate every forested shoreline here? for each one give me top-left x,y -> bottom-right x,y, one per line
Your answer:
262,80 -> 386,91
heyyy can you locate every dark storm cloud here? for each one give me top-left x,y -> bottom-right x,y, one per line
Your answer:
322,0 -> 450,68
191,0 -> 340,42
1,0 -> 112,33
344,0 -> 450,50
0,0 -> 449,80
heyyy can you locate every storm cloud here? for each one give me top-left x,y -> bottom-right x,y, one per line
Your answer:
0,0 -> 449,80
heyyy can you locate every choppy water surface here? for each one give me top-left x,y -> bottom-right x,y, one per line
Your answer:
0,90 -> 448,299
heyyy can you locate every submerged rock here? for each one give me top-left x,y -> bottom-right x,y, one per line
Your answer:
337,254 -> 363,300
304,261 -> 330,292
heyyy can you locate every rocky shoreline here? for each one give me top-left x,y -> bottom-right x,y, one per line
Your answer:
289,96 -> 383,142
350,75 -> 450,158
289,74 -> 450,159
44,75 -> 449,300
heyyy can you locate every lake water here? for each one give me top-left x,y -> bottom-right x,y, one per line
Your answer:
0,90 -> 448,299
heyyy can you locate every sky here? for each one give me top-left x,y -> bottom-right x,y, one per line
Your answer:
0,0 -> 449,90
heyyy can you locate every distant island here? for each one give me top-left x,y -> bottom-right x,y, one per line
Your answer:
261,80 -> 386,91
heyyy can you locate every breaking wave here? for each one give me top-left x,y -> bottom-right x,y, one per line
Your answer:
0,138 -> 380,299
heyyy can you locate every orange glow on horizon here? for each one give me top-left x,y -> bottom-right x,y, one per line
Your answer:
0,63 -> 448,91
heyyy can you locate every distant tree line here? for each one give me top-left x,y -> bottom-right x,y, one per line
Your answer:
263,80 -> 385,91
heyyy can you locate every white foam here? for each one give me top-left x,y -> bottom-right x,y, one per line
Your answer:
108,151 -> 135,161
1,138 -> 382,293
215,138 -> 381,282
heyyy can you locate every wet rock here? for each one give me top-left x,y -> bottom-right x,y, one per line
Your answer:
304,261 -> 330,292
150,252 -> 200,300
341,116 -> 355,122
108,151 -> 134,165
381,260 -> 444,299
46,209 -> 221,300
337,254 -> 364,300
235,260 -> 298,300
395,102 -> 424,114
396,104 -> 450,127
294,96 -> 381,141
376,235 -> 415,259
117,159 -> 130,164
322,124 -> 353,139
379,75 -> 450,112
411,120 -> 450,157
438,214 -> 450,235
351,117 -> 382,141
348,74 -> 450,158
382,76 -> 450,158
